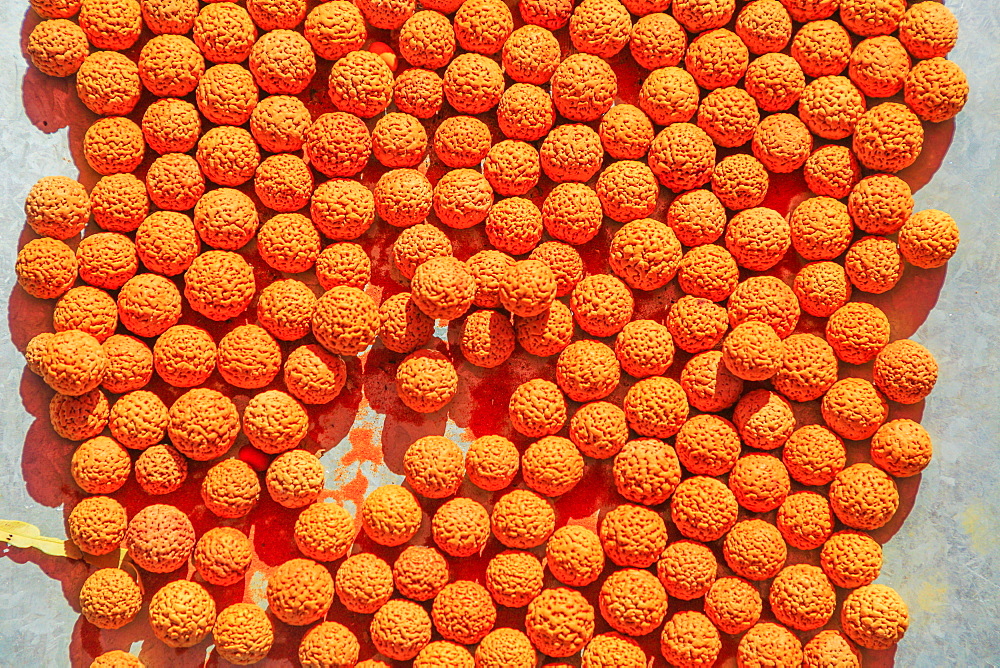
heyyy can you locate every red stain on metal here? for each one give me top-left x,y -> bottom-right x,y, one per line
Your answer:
343,426 -> 382,468
326,466 -> 370,510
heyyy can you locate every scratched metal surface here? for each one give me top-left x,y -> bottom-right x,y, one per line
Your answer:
0,0 -> 998,666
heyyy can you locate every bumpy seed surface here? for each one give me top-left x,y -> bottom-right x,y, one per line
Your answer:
432,170 -> 492,231
736,622 -> 803,668
145,153 -> 205,211
71,435 -> 130,494
266,558 -> 335,626
675,413 -> 740,475
870,418 -> 933,478
465,434 -> 519,490
192,526 -> 253,586
89,651 -> 143,667
394,68 -> 444,119
803,630 -> 861,668
630,13 -> 686,70
476,627 -> 538,668
460,309 -> 515,369
522,435 -> 585,497
614,319 -> 674,379
76,51 -> 141,116
599,568 -> 667,636
770,564 -> 837,631
850,36 -> 910,98
804,144 -> 861,199
503,24 -> 560,84
372,112 -> 427,167
304,1 -> 366,60
432,580 -> 497,644
799,76 -> 867,140
201,458 -> 261,518
42,330 -> 108,398
722,321 -> 784,382
744,52 -> 805,112
134,444 -> 187,495
46,373 -> 104,436
777,491 -> 834,550
396,349 -> 459,413
829,463 -> 899,530
600,503 -> 667,568
108,389 -> 166,449
79,568 -> 142,630
657,540 -> 717,601
433,497 -> 490,557
304,113 -> 372,178
794,261 -> 853,318
752,113 -> 813,174
328,50 -> 394,119
378,292 -> 435,354
841,584 -> 909,650
215,603 -> 274,666
704,576 -> 762,635
508,378 -> 566,438
540,124 -> 603,183
899,208 -> 960,269
853,103 -> 924,172
671,476 -> 738,542
672,0 -> 735,32
546,524 -> 604,587
782,424 -> 846,486
242,389 -> 309,454
404,435 -> 464,498
414,641 -> 474,668
433,115 -> 491,168
729,453 -> 791,513
167,387 -> 239,460
491,489 -> 555,549
256,279 -> 317,342
660,611 -> 722,667
821,377 -> 890,441
525,587 -> 595,658
266,449 -> 325,508
362,484 -> 423,546
900,1 -> 958,59
444,53 -> 505,115
685,28 -> 749,90
125,503 -> 195,573
90,173 -> 148,232
68,496 -> 126,556
393,546 -> 450,602
647,122 -> 715,193
680,350 -> 743,412
613,437 -> 681,506
336,552 -> 394,613
821,530 -> 883,589
28,18 -> 89,77
484,551 -> 543,609
550,53 -> 617,122
872,338 -> 938,404
736,0 -> 792,54
724,519 -> 788,582
370,599 -> 432,660
216,324 -> 281,390
312,285 -> 379,355
556,339 -> 620,402
249,29 -> 316,94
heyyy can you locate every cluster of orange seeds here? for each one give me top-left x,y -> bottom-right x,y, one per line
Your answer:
17,0 -> 968,665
